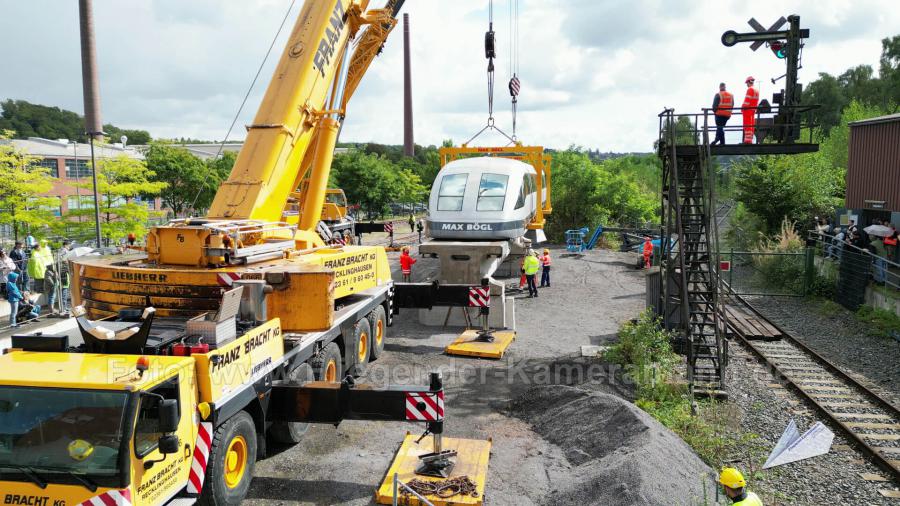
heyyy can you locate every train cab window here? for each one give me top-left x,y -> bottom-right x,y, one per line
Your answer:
476,173 -> 509,211
134,377 -> 180,458
437,173 -> 468,211
514,179 -> 527,210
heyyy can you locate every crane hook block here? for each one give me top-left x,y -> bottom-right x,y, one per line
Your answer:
484,29 -> 496,59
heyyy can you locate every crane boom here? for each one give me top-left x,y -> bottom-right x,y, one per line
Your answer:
208,0 -> 401,235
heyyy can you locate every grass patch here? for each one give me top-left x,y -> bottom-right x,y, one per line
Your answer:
856,305 -> 900,339
605,310 -> 764,468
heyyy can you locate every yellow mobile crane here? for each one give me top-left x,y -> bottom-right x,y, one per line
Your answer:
0,1 -> 491,505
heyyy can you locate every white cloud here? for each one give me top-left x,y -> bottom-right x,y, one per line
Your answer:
0,0 -> 897,151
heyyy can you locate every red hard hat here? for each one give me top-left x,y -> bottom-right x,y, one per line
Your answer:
745,76 -> 755,83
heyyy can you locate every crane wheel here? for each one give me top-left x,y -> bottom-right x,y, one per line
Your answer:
313,343 -> 343,382
199,411 -> 257,506
352,318 -> 371,375
367,305 -> 387,360
269,362 -> 313,444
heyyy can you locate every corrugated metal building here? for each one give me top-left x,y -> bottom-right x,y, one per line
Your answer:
845,113 -> 900,227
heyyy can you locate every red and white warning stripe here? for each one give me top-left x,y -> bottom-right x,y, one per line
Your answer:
79,489 -> 131,506
384,222 -> 394,234
405,391 -> 445,421
468,286 -> 490,307
216,272 -> 241,287
187,422 -> 214,494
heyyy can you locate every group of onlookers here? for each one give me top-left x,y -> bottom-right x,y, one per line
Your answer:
0,238 -> 73,327
818,218 -> 898,285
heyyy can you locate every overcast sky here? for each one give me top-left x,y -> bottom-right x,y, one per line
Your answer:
1,0 -> 898,152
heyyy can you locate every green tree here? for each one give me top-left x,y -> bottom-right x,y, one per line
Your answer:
103,124 -> 152,145
546,149 -> 658,241
0,131 -> 57,240
145,142 -> 229,217
331,151 -> 427,219
64,154 -> 167,244
732,154 -> 840,235
879,35 -> 900,112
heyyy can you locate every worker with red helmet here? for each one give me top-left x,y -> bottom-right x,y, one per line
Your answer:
642,236 -> 654,269
742,76 -> 759,144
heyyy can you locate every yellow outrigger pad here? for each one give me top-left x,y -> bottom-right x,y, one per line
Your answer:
375,434 -> 492,506
445,329 -> 516,359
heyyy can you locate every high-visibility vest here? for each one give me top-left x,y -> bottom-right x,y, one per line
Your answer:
885,235 -> 898,246
715,91 -> 734,117
642,241 -> 654,257
732,491 -> 763,506
523,255 -> 540,275
742,87 -> 759,109
541,254 -> 551,267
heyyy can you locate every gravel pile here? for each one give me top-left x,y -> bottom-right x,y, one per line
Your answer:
510,385 -> 717,505
749,296 -> 900,405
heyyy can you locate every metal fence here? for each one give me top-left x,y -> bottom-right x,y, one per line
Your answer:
719,249 -> 811,297
807,232 -> 900,311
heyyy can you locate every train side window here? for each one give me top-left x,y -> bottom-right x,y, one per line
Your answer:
437,173 -> 468,211
476,173 -> 509,211
514,181 -> 527,209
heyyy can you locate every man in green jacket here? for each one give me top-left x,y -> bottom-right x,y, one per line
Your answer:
523,250 -> 541,298
27,239 -> 53,293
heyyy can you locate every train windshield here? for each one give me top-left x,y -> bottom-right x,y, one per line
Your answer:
437,173 -> 468,211
476,173 -> 509,211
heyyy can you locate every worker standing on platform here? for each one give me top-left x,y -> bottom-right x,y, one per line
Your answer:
539,249 -> 552,287
741,76 -> 759,144
523,250 -> 540,298
399,246 -> 416,282
719,468 -> 762,505
642,236 -> 654,269
711,82 -> 733,146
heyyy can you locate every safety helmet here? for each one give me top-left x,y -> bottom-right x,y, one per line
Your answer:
745,76 -> 755,84
719,467 -> 746,489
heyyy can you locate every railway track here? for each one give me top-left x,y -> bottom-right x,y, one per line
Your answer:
721,289 -> 900,491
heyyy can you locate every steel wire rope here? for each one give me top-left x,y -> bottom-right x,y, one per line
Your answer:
187,0 -> 298,213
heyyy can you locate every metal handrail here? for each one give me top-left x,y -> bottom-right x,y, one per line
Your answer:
657,104 -> 820,147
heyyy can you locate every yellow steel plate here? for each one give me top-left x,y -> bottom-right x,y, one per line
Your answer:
375,434 -> 491,506
445,329 -> 516,359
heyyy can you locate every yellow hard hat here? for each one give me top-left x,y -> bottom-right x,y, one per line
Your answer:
719,467 -> 746,489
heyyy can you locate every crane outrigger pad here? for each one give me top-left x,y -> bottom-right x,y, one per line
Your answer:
375,434 -> 492,506
445,329 -> 516,359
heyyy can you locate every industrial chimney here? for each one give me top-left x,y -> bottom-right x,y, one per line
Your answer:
78,0 -> 103,137
403,13 -> 414,157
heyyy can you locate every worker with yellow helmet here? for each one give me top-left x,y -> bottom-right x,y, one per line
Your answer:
719,467 -> 762,505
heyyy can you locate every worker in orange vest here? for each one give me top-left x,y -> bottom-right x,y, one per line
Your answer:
539,248 -> 552,287
642,237 -> 654,269
711,82 -> 733,146
399,246 -> 416,282
742,76 -> 759,144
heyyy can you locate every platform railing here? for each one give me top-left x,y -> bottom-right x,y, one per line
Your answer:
657,104 -> 819,150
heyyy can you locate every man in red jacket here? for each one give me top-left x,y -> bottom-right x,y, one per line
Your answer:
742,76 -> 759,144
399,246 -> 416,282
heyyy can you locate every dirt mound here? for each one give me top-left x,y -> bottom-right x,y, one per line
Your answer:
511,385 -> 717,505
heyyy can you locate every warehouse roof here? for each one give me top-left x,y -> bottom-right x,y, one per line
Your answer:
848,113 -> 900,127
1,137 -> 144,159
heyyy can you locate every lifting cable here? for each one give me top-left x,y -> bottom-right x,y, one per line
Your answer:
485,0 -> 496,126
188,0 -> 298,213
507,0 -> 520,140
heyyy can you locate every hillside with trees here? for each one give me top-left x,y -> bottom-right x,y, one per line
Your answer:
0,99 -> 151,144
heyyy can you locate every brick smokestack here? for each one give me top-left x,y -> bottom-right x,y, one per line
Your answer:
403,13 -> 414,157
78,0 -> 103,138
